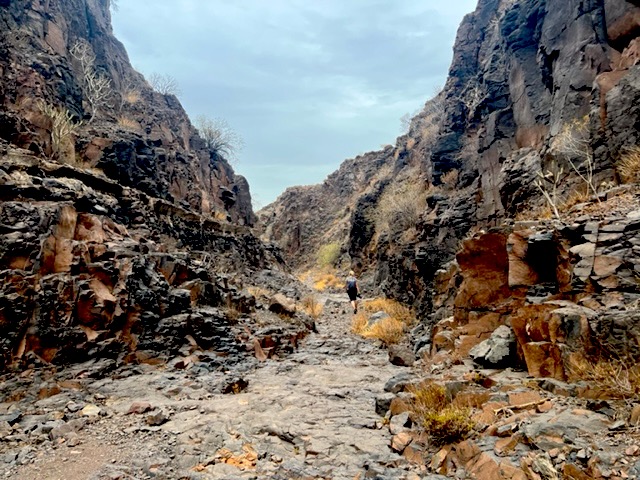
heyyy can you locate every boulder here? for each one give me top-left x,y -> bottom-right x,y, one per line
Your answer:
469,325 -> 516,368
268,293 -> 297,316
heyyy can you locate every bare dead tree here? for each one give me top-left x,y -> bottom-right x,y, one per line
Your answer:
148,73 -> 181,96
195,115 -> 243,162
551,117 -> 600,203
70,40 -> 112,123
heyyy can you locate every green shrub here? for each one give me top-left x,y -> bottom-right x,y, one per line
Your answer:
316,242 -> 341,268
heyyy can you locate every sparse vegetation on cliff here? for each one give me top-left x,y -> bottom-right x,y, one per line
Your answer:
70,40 -> 113,123
316,242 -> 341,268
195,115 -> 243,162
617,146 -> 640,184
36,100 -> 82,163
373,177 -> 429,236
148,72 -> 181,96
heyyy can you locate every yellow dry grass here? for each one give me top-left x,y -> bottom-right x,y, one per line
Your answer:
247,286 -> 271,299
351,297 -> 415,345
361,298 -> 415,326
123,88 -> 142,105
299,269 -> 344,292
408,381 -> 475,447
617,146 -> 640,184
566,354 -> 640,399
300,295 -> 323,320
117,116 -> 140,131
441,169 -> 459,190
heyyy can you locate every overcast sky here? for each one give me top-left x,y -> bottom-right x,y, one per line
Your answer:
111,1 -> 478,208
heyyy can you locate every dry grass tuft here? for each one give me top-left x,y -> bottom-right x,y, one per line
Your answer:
363,317 -> 405,344
300,269 -> 344,292
617,146 -> 640,184
313,273 -> 343,291
566,354 -> 640,399
351,298 -> 415,345
373,177 -> 429,233
350,313 -> 368,334
408,381 -> 475,447
122,87 -> 141,105
247,286 -> 271,299
300,295 -> 323,320
117,116 -> 140,131
441,169 -> 459,190
362,298 -> 415,326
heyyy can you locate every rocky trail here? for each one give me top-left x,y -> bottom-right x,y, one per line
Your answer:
0,294 -> 425,480
2,287 -> 640,480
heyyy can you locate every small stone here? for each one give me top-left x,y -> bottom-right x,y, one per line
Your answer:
608,420 -> 626,431
127,402 -> 152,414
389,412 -> 411,435
81,405 -> 101,417
66,402 -> 83,413
536,400 -> 553,413
390,432 -> 413,452
626,445 -> 639,456
145,411 -> 169,426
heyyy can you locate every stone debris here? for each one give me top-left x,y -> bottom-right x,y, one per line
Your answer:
0,294 -> 419,479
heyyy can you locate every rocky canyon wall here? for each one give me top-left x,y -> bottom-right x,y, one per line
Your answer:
0,0 -> 310,371
261,0 -> 640,322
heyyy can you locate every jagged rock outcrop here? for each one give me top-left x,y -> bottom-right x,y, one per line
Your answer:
0,150 -> 310,371
427,194 -> 640,380
258,145 -> 398,271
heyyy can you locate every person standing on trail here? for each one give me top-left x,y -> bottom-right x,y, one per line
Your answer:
345,270 -> 360,314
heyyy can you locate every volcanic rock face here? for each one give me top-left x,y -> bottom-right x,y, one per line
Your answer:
258,145 -> 397,271
0,1 -> 312,370
0,150 -> 306,371
0,0 -> 255,226
428,203 -> 640,380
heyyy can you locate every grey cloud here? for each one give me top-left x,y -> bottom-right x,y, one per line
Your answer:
112,0 -> 477,205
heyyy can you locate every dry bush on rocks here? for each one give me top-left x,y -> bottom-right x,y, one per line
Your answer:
408,381 -> 475,447
352,314 -> 405,345
117,116 -> 140,131
551,116 -> 601,202
247,286 -> 271,300
195,115 -> 243,162
351,298 -> 415,345
37,100 -> 81,163
373,179 -> 429,234
441,169 -> 459,190
567,354 -> 640,399
617,146 -> 640,184
300,295 -> 323,320
362,298 -> 415,326
148,73 -> 181,96
70,40 -> 113,123
316,242 -> 341,268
